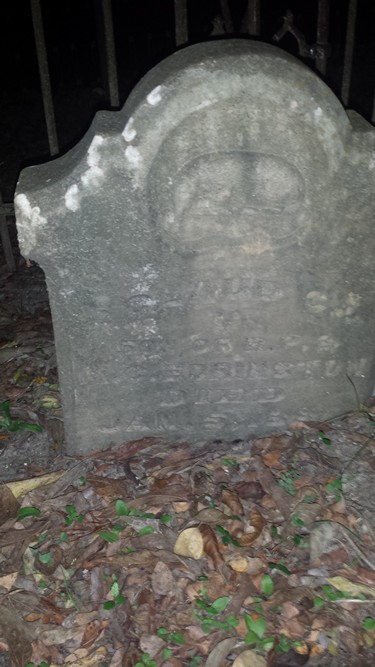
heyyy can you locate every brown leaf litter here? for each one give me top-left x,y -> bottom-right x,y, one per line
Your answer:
1,295 -> 375,666
0,421 -> 375,667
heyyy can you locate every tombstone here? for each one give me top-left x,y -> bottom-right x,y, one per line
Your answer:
15,40 -> 375,454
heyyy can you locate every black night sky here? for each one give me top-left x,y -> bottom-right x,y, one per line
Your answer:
1,0 -> 375,203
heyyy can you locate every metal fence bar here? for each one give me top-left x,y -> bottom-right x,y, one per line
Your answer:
241,0 -> 261,36
174,0 -> 188,46
101,0 -> 119,107
30,0 -> 59,156
371,92 -> 375,124
219,0 -> 234,33
341,0 -> 358,106
0,193 -> 16,272
316,0 -> 330,75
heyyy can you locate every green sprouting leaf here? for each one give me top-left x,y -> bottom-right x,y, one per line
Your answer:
18,506 -> 42,519
160,514 -> 172,525
244,612 -> 266,639
215,525 -> 240,547
244,630 -> 258,645
277,634 -> 291,652
261,574 -> 273,597
103,600 -> 116,610
136,526 -> 155,536
157,627 -> 168,637
79,476 -> 86,486
326,478 -> 342,493
163,648 -> 173,660
313,597 -> 325,608
16,422 -> 43,432
278,470 -> 298,496
31,531 -> 48,548
253,617 -> 266,639
201,618 -> 231,632
268,562 -> 291,576
222,457 -> 238,468
363,617 -> 375,630
291,513 -> 305,527
58,532 -> 69,543
319,430 -> 331,445
39,580 -> 47,591
170,632 -> 186,644
143,653 -> 157,667
115,594 -> 125,605
115,499 -> 129,515
111,580 -> 119,598
139,511 -> 156,519
64,504 -> 83,525
208,596 -> 230,614
261,637 -> 275,651
38,551 -> 53,564
39,395 -> 59,410
99,530 -> 120,543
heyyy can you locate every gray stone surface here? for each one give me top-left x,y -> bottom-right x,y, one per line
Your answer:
15,40 -> 375,454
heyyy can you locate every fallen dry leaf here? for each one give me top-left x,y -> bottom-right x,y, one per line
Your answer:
173,526 -> 204,559
327,576 -> 375,598
0,484 -> 20,525
232,649 -> 267,667
199,523 -> 225,567
263,450 -> 282,468
5,470 -> 65,498
151,560 -> 174,596
235,507 -> 264,547
205,637 -> 237,667
221,488 -> 244,515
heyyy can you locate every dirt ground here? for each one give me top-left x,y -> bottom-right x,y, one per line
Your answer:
1,261 -> 375,667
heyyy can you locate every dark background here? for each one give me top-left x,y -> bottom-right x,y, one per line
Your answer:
1,0 -> 375,203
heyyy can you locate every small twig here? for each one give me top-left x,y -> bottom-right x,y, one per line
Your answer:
337,535 -> 375,571
346,374 -> 362,411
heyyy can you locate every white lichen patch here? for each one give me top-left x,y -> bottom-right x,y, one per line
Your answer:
147,85 -> 163,106
125,145 -> 142,168
290,100 -> 298,110
282,335 -> 301,348
334,292 -> 361,318
14,193 -> 47,255
65,184 -> 80,211
369,151 -> 375,170
239,236 -> 272,256
196,99 -> 212,111
81,165 -> 104,188
60,288 -> 75,298
306,291 -> 328,313
122,117 -> 137,142
313,107 -> 323,120
87,134 -> 104,167
79,135 -> 106,188
318,335 -> 340,353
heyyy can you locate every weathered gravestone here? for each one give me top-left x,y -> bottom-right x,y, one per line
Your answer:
15,40 -> 375,454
